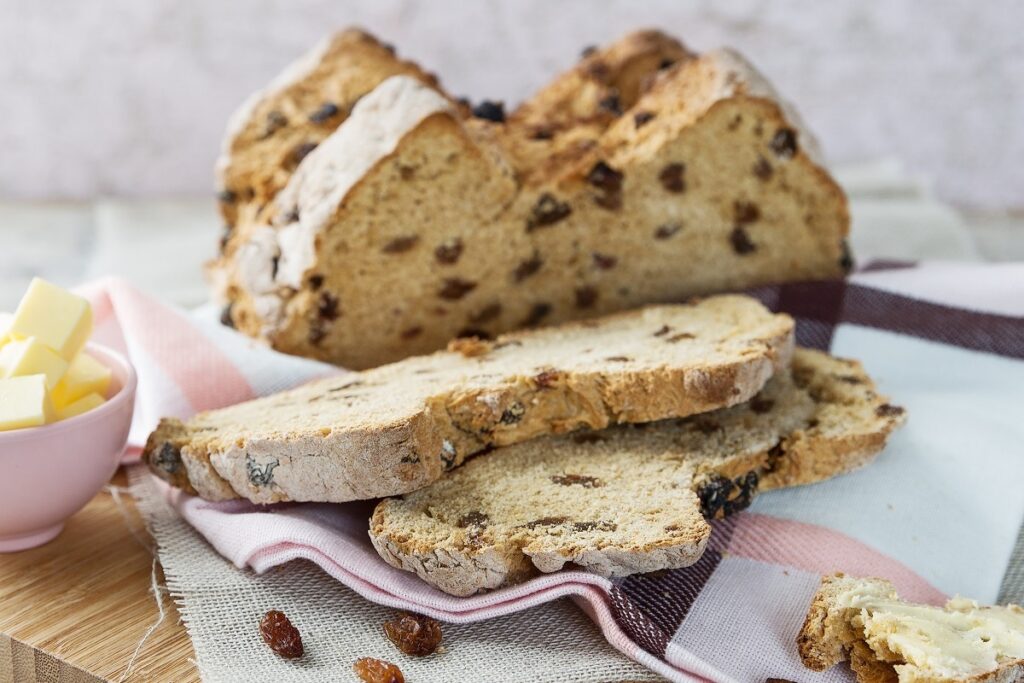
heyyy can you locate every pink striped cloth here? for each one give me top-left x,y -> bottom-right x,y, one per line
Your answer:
83,262 -> 1024,682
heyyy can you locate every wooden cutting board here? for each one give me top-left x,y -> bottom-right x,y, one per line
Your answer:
0,469 -> 656,683
0,468 -> 198,683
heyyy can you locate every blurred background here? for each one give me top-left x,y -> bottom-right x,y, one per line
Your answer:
1,0 -> 1022,308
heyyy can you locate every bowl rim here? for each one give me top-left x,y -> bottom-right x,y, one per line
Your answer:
0,342 -> 137,443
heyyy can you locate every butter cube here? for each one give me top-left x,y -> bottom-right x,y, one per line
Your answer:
51,352 -> 112,407
0,312 -> 12,347
9,278 -> 93,361
0,337 -> 70,390
0,375 -> 52,430
54,392 -> 105,421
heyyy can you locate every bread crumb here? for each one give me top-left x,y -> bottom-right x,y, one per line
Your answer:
447,336 -> 492,357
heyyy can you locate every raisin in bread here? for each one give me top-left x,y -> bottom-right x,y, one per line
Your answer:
212,29 -> 849,369
145,296 -> 793,503
369,349 -> 906,596
798,574 -> 1024,683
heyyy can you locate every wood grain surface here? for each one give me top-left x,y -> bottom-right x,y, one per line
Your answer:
0,468 -> 198,683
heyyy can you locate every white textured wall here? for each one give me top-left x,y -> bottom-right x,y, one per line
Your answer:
0,0 -> 1021,209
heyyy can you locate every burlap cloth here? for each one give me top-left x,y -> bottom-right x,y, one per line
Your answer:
129,466 -> 662,682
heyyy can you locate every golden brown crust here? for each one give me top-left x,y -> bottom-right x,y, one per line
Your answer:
143,418 -> 197,493
215,28 -> 454,230
761,353 -> 906,490
511,29 -> 695,131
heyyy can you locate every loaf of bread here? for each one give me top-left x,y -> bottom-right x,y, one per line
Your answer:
144,297 -> 793,502
212,29 -> 849,369
798,573 -> 1024,683
369,349 -> 906,596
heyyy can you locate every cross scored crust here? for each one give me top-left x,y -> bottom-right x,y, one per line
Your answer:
211,28 -> 849,369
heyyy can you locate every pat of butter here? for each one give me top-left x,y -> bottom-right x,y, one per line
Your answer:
0,312 -> 12,347
54,392 -> 105,421
0,375 -> 52,430
9,278 -> 93,361
0,337 -> 70,390
51,352 -> 112,407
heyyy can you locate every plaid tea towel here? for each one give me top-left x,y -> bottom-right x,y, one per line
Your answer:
83,261 -> 1024,682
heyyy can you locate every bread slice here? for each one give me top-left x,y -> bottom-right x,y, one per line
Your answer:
144,296 -> 793,503
798,574 -> 1024,683
212,29 -> 849,369
368,349 -> 905,596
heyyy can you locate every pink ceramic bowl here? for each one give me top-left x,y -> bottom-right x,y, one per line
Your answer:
0,343 -> 136,552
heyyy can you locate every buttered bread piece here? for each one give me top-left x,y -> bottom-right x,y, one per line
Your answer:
144,297 -> 793,503
214,29 -> 849,369
799,574 -> 1024,682
370,349 -> 906,596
